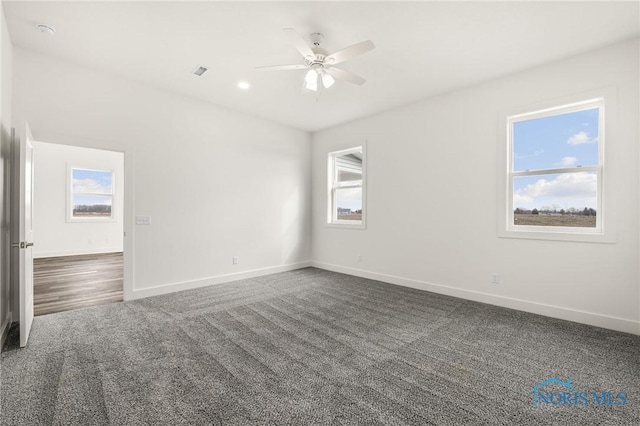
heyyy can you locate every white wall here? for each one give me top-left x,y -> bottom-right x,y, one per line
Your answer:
0,3 -> 13,341
32,142 -> 124,258
311,38 -> 640,334
12,47 -> 311,298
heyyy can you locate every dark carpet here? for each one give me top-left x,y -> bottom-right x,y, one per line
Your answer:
1,267 -> 639,425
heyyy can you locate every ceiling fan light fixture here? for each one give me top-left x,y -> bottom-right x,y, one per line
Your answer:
321,72 -> 335,89
304,69 -> 318,91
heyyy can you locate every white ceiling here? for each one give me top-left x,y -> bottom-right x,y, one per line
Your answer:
4,1 -> 639,132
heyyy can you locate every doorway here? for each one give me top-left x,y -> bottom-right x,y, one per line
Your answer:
32,142 -> 124,316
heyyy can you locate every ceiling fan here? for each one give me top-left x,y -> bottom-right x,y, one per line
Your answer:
257,29 -> 375,92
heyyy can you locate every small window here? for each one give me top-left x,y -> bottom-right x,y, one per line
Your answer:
68,168 -> 115,221
328,146 -> 365,228
507,99 -> 603,235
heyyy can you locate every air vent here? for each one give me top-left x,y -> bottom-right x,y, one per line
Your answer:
192,65 -> 209,77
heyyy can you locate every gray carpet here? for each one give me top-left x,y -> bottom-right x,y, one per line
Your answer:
1,267 -> 639,425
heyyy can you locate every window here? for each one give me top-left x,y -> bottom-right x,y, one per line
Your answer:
328,146 -> 365,228
500,95 -> 613,242
68,168 -> 115,221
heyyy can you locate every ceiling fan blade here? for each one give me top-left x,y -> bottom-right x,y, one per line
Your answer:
325,67 -> 366,85
255,64 -> 308,71
283,28 -> 315,60
325,40 -> 375,65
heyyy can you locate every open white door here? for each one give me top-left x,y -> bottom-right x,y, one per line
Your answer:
15,122 -> 35,347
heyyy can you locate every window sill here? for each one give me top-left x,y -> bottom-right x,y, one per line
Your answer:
326,222 -> 366,230
67,217 -> 117,224
498,227 -> 615,244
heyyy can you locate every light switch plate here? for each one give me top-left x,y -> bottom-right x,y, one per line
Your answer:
136,216 -> 151,225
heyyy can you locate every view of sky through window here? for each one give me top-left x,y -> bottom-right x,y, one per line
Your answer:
336,188 -> 362,212
72,169 -> 113,217
512,107 -> 599,213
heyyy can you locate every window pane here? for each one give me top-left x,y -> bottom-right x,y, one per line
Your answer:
336,153 -> 362,182
336,187 -> 362,221
513,107 -> 599,172
337,169 -> 361,182
72,169 -> 113,194
513,172 -> 596,228
73,194 -> 112,217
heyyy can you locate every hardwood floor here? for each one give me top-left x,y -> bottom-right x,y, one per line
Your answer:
34,252 -> 123,316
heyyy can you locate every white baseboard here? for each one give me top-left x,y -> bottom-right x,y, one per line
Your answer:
311,261 -> 640,336
132,261 -> 312,300
33,247 -> 124,259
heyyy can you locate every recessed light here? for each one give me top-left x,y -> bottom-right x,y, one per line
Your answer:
36,24 -> 56,36
237,81 -> 250,90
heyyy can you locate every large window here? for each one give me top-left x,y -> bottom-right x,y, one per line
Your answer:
503,97 -> 607,240
327,146 -> 365,228
68,167 -> 115,221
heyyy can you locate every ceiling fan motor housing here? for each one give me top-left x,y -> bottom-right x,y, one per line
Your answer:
308,52 -> 328,64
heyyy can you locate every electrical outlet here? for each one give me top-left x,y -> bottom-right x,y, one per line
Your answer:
88,239 -> 93,245
232,256 -> 239,265
491,273 -> 499,284
356,255 -> 362,262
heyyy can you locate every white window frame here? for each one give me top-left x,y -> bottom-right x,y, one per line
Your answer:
498,89 -> 617,243
327,146 -> 366,229
67,166 -> 116,223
